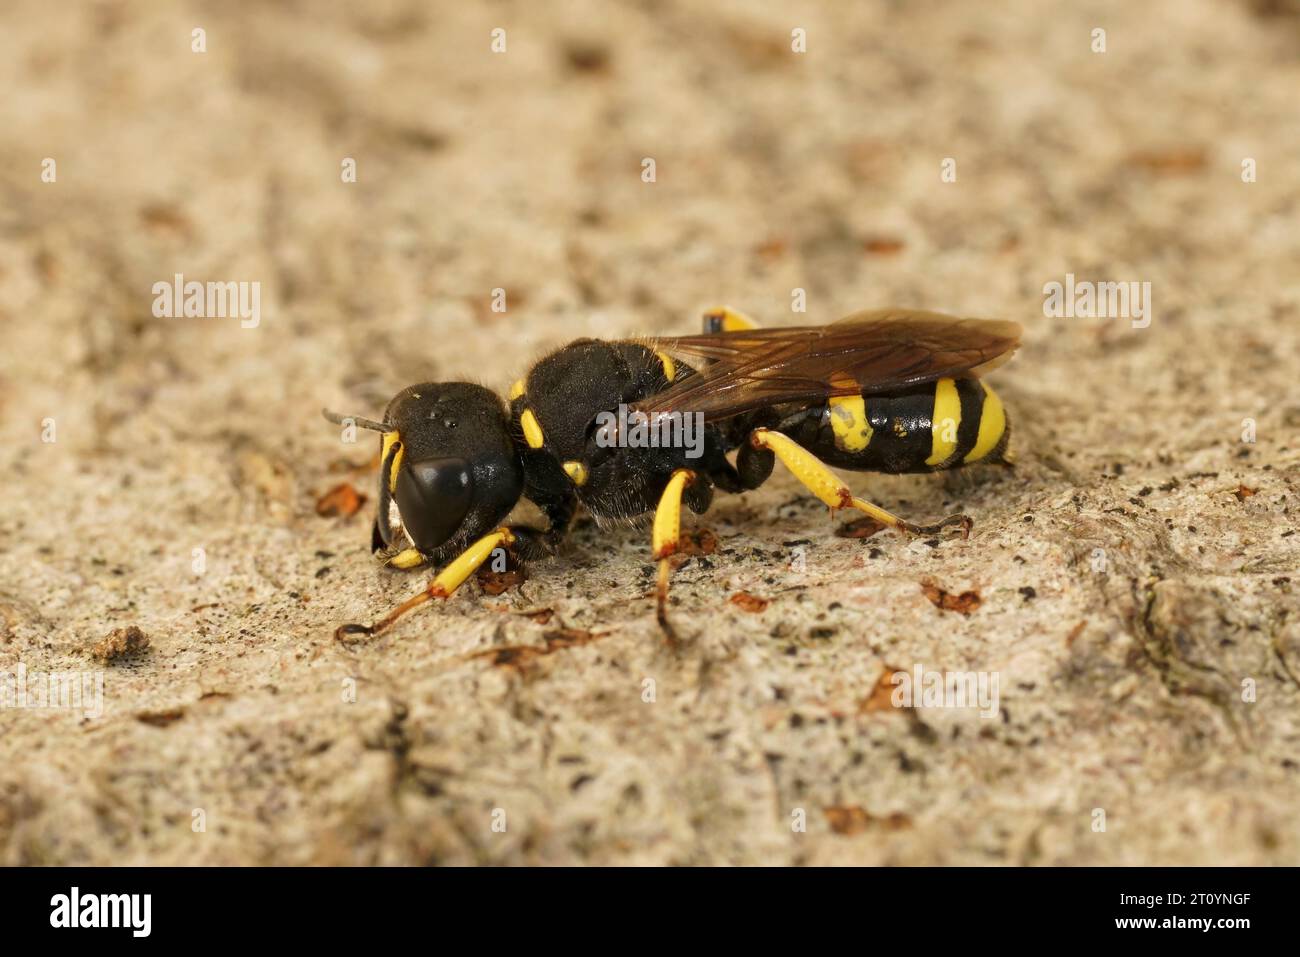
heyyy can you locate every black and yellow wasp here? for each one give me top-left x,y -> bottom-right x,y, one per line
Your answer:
323,307 -> 1020,640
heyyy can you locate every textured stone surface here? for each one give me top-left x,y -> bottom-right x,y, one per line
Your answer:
0,0 -> 1296,865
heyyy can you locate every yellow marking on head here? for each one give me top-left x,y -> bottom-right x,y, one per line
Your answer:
508,378 -> 526,400
655,351 -> 677,382
563,460 -> 588,486
926,378 -> 962,466
652,470 -> 694,559
704,306 -> 761,332
964,382 -> 1007,463
381,430 -> 405,493
520,408 -> 545,449
828,391 -> 872,453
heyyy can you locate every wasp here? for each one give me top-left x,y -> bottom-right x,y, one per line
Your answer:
323,307 -> 1020,641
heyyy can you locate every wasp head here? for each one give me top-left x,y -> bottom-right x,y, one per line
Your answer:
325,383 -> 524,561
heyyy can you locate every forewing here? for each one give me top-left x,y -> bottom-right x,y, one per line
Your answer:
636,309 -> 1021,422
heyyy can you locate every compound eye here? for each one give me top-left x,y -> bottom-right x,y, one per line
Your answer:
394,457 -> 474,552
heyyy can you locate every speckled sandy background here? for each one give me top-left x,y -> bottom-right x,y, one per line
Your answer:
1,0 -> 1297,865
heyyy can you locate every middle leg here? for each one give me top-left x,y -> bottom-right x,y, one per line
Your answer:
651,468 -> 700,642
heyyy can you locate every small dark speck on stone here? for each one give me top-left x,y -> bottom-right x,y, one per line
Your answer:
563,40 -> 612,74
1019,586 -> 1036,601
1023,514 -> 1034,523
868,547 -> 883,559
315,567 -> 330,579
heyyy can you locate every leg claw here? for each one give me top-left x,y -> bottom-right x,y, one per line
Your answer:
335,623 -> 374,643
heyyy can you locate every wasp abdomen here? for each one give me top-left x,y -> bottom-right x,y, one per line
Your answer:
780,377 -> 1008,474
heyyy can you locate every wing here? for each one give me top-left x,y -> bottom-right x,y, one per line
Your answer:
636,309 -> 1021,422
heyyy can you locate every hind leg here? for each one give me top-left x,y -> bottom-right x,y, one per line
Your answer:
749,429 -> 971,537
702,306 -> 761,334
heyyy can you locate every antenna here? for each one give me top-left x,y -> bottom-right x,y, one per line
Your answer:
321,408 -> 394,433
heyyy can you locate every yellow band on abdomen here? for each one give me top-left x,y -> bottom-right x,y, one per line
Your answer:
926,378 -> 961,466
964,382 -> 1006,463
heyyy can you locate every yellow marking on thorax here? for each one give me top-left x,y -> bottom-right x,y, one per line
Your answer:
381,430 -> 405,493
827,377 -> 872,453
964,382 -> 1006,462
520,408 -> 545,449
508,378 -> 526,400
563,460 -> 588,486
926,378 -> 962,466
655,351 -> 677,382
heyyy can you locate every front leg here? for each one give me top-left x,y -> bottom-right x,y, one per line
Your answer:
377,491 -> 575,572
338,494 -> 578,641
337,527 -> 518,641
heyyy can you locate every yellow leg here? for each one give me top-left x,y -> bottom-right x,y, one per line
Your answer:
385,547 -> 427,570
702,306 -> 761,333
750,429 -> 972,537
337,528 -> 516,641
652,469 -> 696,641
